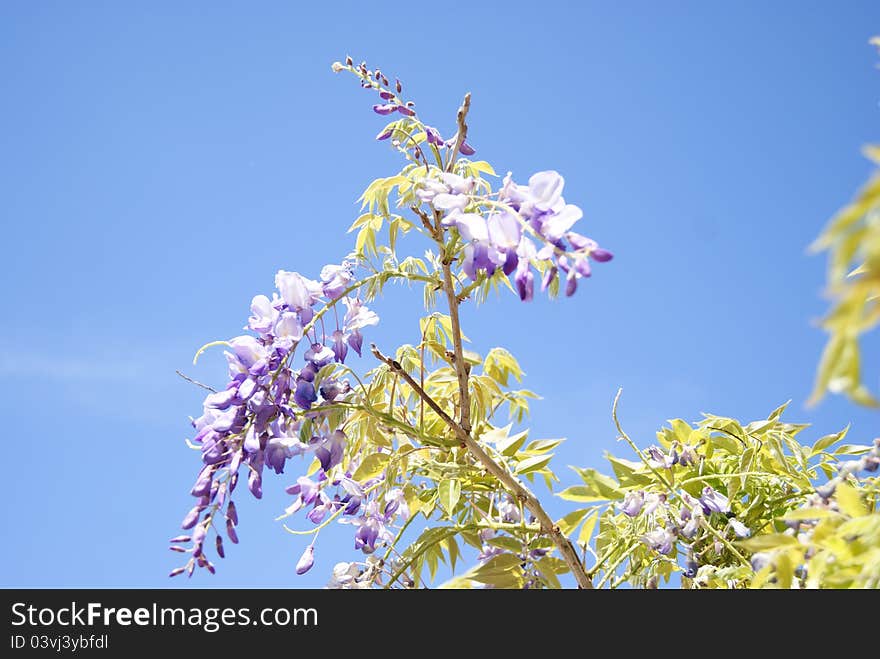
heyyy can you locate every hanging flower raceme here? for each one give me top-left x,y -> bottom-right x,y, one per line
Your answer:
169,258 -> 380,578
414,169 -> 612,301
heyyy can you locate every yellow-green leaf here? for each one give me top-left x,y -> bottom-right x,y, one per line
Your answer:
557,486 -> 609,503
469,553 -> 524,588
835,481 -> 868,517
438,479 -> 461,516
578,511 -> 599,547
736,534 -> 799,553
779,508 -> 839,522
556,508 -> 590,536
352,453 -> 390,481
468,160 -> 497,177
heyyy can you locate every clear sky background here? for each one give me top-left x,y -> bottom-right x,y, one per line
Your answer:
1,1 -> 879,587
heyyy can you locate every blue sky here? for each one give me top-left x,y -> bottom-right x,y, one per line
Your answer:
1,1 -> 878,587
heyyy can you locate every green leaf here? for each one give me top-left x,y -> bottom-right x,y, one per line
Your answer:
492,428 -> 530,456
736,534 -> 799,552
352,453 -> 390,481
557,486 -> 610,503
469,554 -> 525,588
670,418 -> 692,443
578,511 -> 599,547
767,401 -> 790,422
835,481 -> 868,517
571,467 -> 623,500
556,508 -> 590,536
833,444 -> 873,456
811,425 -> 849,456
525,438 -> 565,453
775,551 -> 794,589
468,160 -> 497,177
605,454 -> 652,487
486,536 -> 523,552
515,454 -> 553,475
438,479 -> 462,517
780,508 -> 839,522
443,535 -> 460,572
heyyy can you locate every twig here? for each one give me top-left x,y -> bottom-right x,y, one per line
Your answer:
175,370 -> 217,393
439,258 -> 472,434
446,93 -> 471,173
371,344 -> 593,589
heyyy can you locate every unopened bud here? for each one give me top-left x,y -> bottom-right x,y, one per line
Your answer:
296,545 -> 315,575
181,506 -> 201,530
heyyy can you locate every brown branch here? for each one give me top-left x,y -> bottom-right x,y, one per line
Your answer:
411,205 -> 437,237
371,344 -> 593,589
445,92 -> 471,173
440,258 -> 472,434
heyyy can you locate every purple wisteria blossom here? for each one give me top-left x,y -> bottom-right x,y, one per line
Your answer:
699,486 -> 731,515
646,446 -> 677,469
641,528 -> 675,555
678,492 -> 704,539
345,500 -> 398,554
417,169 -> 612,301
728,518 -> 751,538
621,490 -> 645,517
169,258 -> 380,578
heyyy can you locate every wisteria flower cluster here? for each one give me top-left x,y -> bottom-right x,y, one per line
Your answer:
340,55 -> 612,303
169,260 -> 383,578
419,169 -> 613,300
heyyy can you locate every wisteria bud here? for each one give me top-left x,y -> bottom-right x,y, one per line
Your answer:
296,545 -> 315,575
181,505 -> 201,530
226,519 -> 239,544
